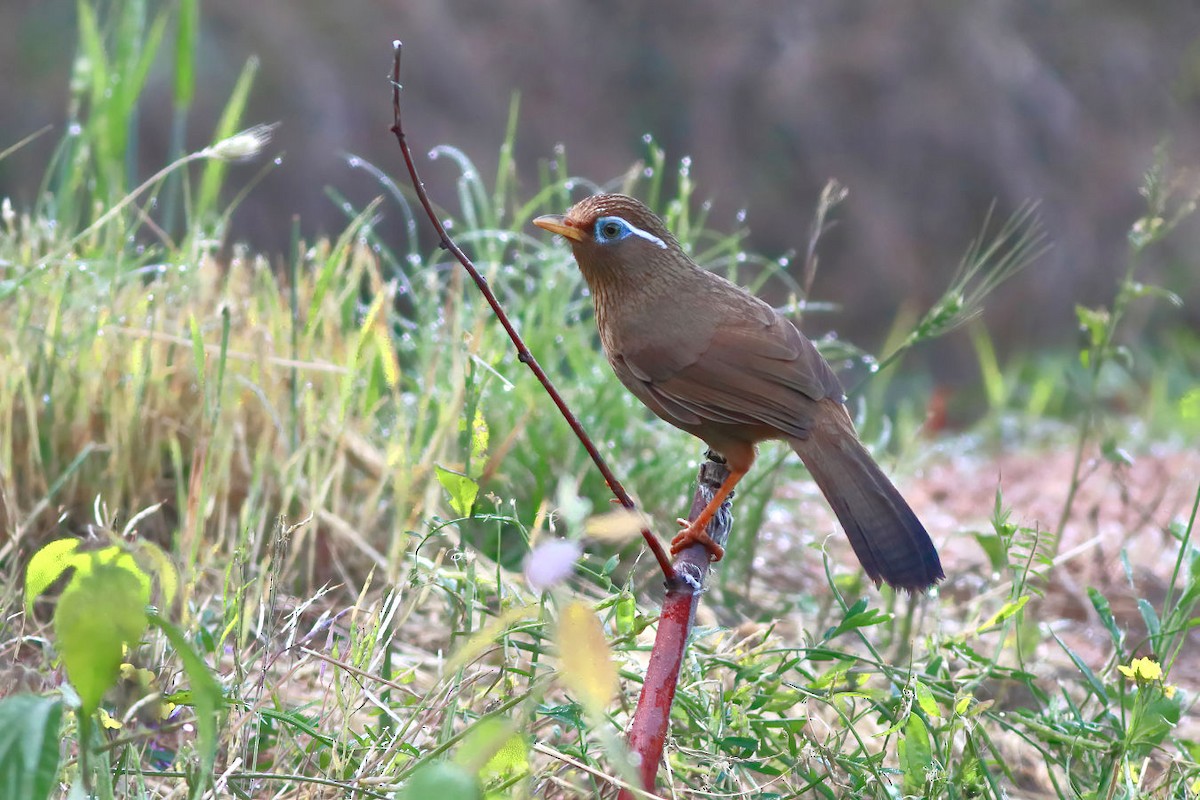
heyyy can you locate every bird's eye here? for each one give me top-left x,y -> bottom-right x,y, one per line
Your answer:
595,217 -> 628,243
591,214 -> 669,250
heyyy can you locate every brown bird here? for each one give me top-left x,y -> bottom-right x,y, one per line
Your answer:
533,194 -> 943,592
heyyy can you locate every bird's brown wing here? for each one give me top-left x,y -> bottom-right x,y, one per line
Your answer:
614,305 -> 845,440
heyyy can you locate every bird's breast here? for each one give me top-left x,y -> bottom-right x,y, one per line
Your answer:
593,284 -> 712,358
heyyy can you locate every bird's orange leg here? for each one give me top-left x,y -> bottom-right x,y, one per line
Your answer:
670,460 -> 750,562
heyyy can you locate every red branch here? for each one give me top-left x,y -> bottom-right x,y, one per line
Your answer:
620,457 -> 732,798
388,42 -> 673,580
389,42 -> 732,796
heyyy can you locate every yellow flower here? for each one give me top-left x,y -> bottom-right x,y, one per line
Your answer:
1117,656 -> 1163,682
1164,683 -> 1177,700
98,708 -> 122,730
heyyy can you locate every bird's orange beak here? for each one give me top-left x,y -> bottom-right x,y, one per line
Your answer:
533,214 -> 585,242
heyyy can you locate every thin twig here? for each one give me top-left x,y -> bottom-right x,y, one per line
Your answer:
387,41 -> 674,580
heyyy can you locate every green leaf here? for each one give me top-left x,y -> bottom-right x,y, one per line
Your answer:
875,710 -> 908,738
134,540 -> 179,608
719,735 -> 760,756
97,547 -> 153,602
809,658 -> 853,691
149,613 -> 224,793
173,0 -> 199,108
1051,631 -> 1108,703
455,718 -> 513,772
899,712 -> 933,794
483,733 -> 527,782
756,689 -> 804,714
436,466 -> 479,518
1137,598 -> 1161,641
757,717 -> 808,734
55,559 -> 150,714
1087,588 -> 1124,648
1128,693 -> 1181,753
400,762 -> 481,800
971,530 -> 1006,573
614,591 -> 636,635
913,679 -> 941,719
454,717 -> 526,781
0,695 -> 62,800
827,598 -> 891,639
189,313 -> 206,401
25,538 -> 83,613
537,703 -> 585,730
976,595 -> 1029,634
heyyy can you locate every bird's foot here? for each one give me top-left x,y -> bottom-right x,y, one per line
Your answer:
670,518 -> 725,562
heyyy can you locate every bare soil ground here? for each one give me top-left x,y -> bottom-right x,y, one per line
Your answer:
753,441 -> 1197,635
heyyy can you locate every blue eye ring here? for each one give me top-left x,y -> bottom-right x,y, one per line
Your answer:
594,216 -> 629,243
592,215 -> 669,250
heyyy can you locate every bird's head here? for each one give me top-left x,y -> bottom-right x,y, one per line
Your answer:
533,194 -> 690,290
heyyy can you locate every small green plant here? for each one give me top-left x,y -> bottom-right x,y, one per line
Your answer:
1056,146 -> 1197,551
23,522 -> 222,798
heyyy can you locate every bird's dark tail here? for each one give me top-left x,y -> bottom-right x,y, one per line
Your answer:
793,427 -> 943,593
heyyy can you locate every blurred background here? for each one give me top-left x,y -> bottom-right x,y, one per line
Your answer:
3,0 -> 1199,381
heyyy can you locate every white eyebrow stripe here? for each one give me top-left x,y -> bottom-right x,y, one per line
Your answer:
626,223 -> 667,249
